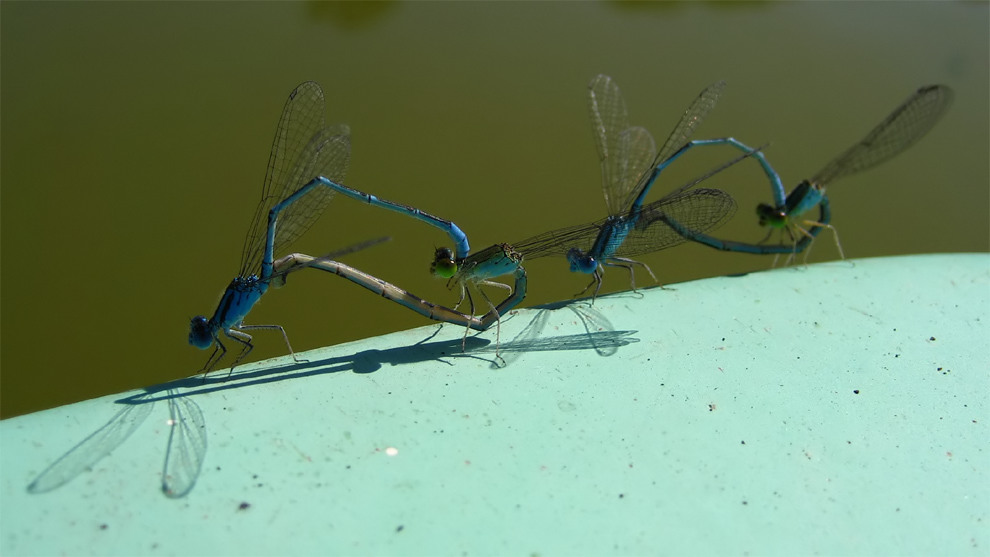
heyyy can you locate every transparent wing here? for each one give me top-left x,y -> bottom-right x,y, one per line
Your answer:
27,398 -> 154,494
239,126 -> 351,275
510,189 -> 735,261
587,74 -> 637,216
613,126 -> 658,211
652,80 -> 727,169
568,303 -> 619,357
495,330 -> 638,353
615,188 -> 737,257
812,85 -> 953,186
622,80 -> 726,210
161,393 -> 207,499
267,128 -> 351,265
515,142 -> 751,261
512,218 -> 609,260
239,81 -> 350,276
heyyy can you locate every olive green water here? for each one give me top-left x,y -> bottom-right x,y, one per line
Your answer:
2,1 -> 987,418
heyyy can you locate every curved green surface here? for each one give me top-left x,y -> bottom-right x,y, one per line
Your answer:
2,253 -> 987,555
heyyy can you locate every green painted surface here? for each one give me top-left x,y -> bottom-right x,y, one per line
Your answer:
3,254 -> 987,555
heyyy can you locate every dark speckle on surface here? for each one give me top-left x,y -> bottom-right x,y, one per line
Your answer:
853,390 -> 860,394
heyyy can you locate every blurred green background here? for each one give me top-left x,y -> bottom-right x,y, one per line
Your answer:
2,2 -> 987,418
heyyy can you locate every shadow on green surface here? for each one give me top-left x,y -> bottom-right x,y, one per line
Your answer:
26,304 -> 639,499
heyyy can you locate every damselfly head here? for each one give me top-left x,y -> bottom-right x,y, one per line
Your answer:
756,203 -> 787,228
189,316 -> 213,349
431,247 -> 457,279
566,248 -> 598,275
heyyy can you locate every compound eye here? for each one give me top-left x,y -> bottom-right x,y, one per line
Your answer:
756,203 -> 786,228
189,316 -> 213,349
430,247 -> 457,278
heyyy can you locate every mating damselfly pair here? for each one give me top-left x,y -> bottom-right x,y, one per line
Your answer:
190,77 -> 952,374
